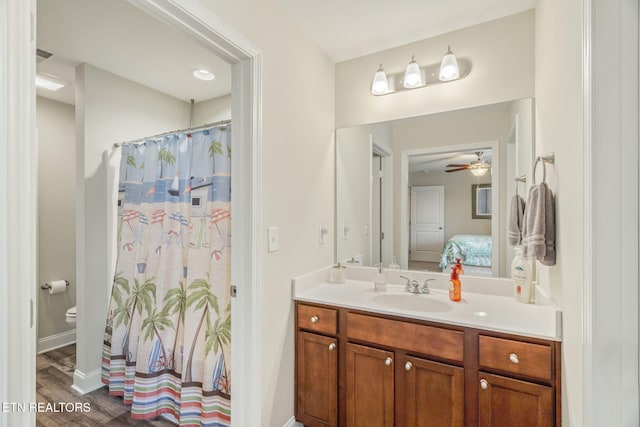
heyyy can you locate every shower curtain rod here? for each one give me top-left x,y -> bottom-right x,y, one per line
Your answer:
112,118 -> 232,149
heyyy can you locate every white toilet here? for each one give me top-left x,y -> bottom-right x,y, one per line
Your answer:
65,306 -> 77,325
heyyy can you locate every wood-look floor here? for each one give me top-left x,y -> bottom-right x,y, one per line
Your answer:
408,260 -> 441,272
36,344 -> 175,426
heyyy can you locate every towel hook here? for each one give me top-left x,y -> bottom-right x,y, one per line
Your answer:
514,175 -> 526,196
533,153 -> 555,184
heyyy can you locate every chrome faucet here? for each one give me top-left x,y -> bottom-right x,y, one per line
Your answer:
400,276 -> 434,294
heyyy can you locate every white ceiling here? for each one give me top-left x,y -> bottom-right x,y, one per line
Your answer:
36,0 -> 232,105
409,150 -> 493,174
36,0 -> 534,105
280,0 -> 536,62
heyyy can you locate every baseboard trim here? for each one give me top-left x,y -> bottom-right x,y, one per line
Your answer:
71,368 -> 104,395
37,329 -> 76,354
283,416 -> 303,427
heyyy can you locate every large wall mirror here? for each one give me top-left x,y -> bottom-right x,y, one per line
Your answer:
335,98 -> 534,278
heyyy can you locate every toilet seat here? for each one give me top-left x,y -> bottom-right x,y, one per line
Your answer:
66,306 -> 77,324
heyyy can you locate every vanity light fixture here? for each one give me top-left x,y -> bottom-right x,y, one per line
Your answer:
371,64 -> 389,95
192,68 -> 215,81
403,55 -> 422,88
371,46 -> 469,96
439,46 -> 460,81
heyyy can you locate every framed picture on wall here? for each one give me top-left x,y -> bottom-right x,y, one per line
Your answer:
472,184 -> 491,219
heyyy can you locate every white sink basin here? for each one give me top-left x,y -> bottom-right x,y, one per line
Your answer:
372,293 -> 453,313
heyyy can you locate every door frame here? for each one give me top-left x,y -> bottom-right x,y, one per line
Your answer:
0,0 -> 263,425
582,0 -> 639,424
372,140 -> 393,267
399,141 -> 499,271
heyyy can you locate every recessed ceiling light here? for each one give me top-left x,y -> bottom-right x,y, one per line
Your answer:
35,73 -> 67,91
192,69 -> 215,81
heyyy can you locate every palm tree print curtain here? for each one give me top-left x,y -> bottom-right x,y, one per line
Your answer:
102,124 -> 232,426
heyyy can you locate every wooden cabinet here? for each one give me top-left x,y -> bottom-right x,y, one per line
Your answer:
478,372 -> 554,427
296,331 -> 338,427
477,334 -> 558,427
346,343 -> 394,427
402,355 -> 464,427
294,302 -> 561,427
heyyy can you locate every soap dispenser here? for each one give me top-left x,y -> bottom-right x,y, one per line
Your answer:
388,256 -> 400,270
328,263 -> 346,284
374,263 -> 387,292
511,247 -> 532,303
449,266 -> 461,302
455,257 -> 464,275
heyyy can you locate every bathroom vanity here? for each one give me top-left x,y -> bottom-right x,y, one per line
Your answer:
293,266 -> 562,427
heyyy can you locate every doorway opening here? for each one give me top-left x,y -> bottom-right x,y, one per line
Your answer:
400,142 -> 499,275
31,0 -> 261,425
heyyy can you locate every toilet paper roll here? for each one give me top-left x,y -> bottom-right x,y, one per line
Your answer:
48,280 -> 67,295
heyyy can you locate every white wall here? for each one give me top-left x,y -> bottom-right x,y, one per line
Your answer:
409,171 -> 491,241
535,1 -> 584,425
336,126 -> 372,265
192,94 -> 232,126
36,96 -> 76,350
335,10 -> 534,128
75,63 -> 191,391
192,2 -> 336,425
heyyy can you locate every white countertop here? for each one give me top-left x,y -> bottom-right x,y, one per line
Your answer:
293,265 -> 562,341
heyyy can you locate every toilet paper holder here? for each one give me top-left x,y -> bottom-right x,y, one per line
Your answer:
41,280 -> 70,290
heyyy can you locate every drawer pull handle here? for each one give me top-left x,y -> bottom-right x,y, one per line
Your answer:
509,353 -> 519,364
480,379 -> 488,390
310,316 -> 319,323
385,357 -> 393,366
405,362 -> 413,371
328,343 -> 336,351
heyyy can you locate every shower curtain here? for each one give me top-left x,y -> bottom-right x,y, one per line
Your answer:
102,124 -> 232,426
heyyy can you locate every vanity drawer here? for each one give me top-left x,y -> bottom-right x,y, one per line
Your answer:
347,312 -> 463,362
297,303 -> 338,335
479,335 -> 552,382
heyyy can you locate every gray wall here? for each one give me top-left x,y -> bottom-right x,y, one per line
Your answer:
37,96 -> 77,351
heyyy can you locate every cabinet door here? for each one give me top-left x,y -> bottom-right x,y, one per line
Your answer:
478,372 -> 553,427
296,331 -> 338,427
346,343 -> 394,427
402,356 -> 464,427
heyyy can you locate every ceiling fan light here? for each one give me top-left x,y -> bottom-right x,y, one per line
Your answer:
470,166 -> 489,177
403,55 -> 422,88
439,46 -> 460,82
371,64 -> 389,95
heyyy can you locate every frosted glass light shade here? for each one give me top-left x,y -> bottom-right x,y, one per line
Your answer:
371,64 -> 389,95
439,46 -> 460,81
403,55 -> 422,88
470,166 -> 489,177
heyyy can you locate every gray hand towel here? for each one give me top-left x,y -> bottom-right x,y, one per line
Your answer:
508,194 -> 526,246
522,182 -> 556,266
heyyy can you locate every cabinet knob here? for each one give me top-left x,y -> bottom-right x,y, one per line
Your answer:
328,343 -> 336,351
405,361 -> 413,371
480,379 -> 488,390
310,315 -> 319,323
509,353 -> 519,364
385,357 -> 393,366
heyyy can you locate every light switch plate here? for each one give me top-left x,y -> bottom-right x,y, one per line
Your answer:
319,224 -> 329,244
267,226 -> 279,252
